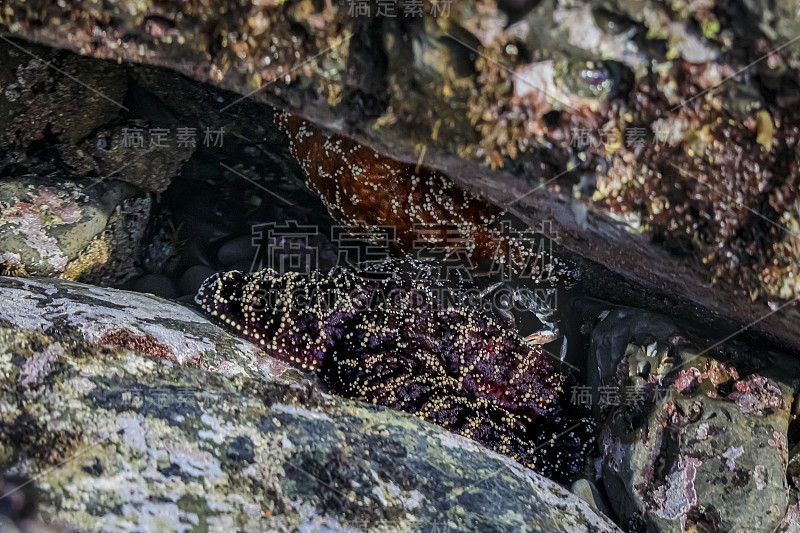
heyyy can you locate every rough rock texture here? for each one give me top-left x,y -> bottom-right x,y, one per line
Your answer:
587,307 -> 794,532
0,176 -> 150,284
3,0 -> 800,350
0,473 -> 66,533
0,36 -> 311,287
0,276 -> 620,532
0,39 -> 193,195
782,448 -> 800,533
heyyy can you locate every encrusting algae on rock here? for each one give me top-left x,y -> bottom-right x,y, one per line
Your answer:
196,259 -> 594,480
0,274 -> 622,532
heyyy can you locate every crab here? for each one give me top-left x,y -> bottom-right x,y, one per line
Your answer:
482,281 -> 563,347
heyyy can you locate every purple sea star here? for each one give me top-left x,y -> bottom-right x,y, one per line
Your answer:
195,261 -> 594,478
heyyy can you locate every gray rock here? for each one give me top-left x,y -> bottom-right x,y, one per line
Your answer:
782,447 -> 800,532
0,516 -> 65,533
570,479 -> 612,519
229,259 -> 255,273
778,505 -> 800,533
0,177 -> 150,284
0,40 -> 189,195
132,273 -> 178,299
174,236 -> 219,273
4,0 -> 800,358
588,309 -> 792,532
179,265 -> 217,295
0,276 -> 621,533
217,235 -> 257,266
0,42 -> 126,149
76,119 -> 192,194
585,308 -> 682,420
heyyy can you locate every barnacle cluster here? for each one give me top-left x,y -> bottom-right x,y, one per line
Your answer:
597,86 -> 800,300
0,0 -> 350,102
196,260 -> 595,479
452,2 -> 800,301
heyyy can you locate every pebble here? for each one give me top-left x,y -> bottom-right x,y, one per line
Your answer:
571,479 -> 612,518
174,238 -> 217,273
132,273 -> 178,299
179,265 -> 217,296
217,235 -> 257,266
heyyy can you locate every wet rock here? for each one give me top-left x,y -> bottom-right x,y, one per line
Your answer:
0,177 -> 150,284
0,250 -> 26,276
0,276 -> 292,379
782,447 -> 800,532
73,119 -> 193,194
570,478 -> 612,519
216,235 -> 256,266
60,194 -> 153,286
0,473 -> 66,532
228,259 -> 253,273
0,39 -> 190,195
588,309 -> 792,532
0,178 -> 107,275
172,236 -> 219,274
178,265 -> 217,296
131,273 -> 178,299
0,474 -> 38,525
778,504 -> 800,533
0,39 -> 126,151
585,307 -> 682,420
781,500 -> 800,530
140,213 -> 181,276
0,276 -> 621,532
6,0 -> 800,353
0,516 -> 65,533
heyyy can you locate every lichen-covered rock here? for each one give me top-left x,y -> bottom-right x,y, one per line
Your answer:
782,448 -> 800,533
780,494 -> 800,530
0,277 -> 295,381
57,192 -> 153,286
0,177 -> 150,284
0,276 -> 620,532
587,308 -> 792,532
